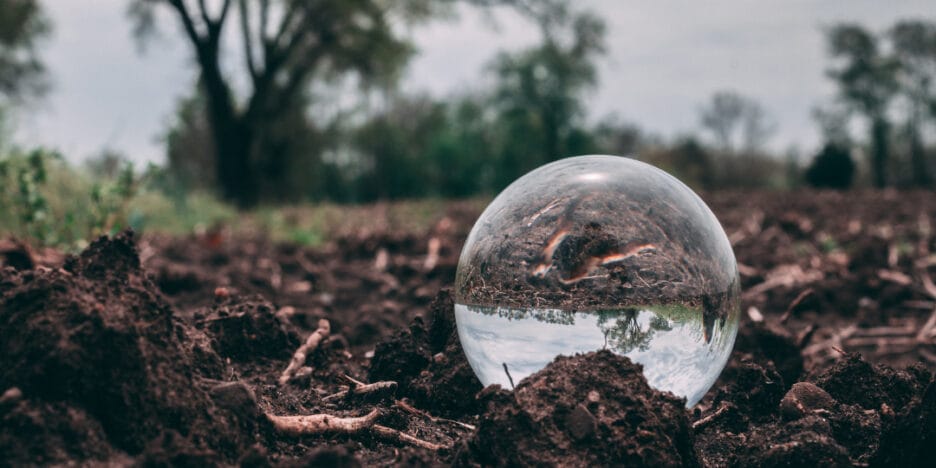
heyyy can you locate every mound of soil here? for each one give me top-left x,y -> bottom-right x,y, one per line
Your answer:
458,351 -> 698,467
0,232 -> 250,464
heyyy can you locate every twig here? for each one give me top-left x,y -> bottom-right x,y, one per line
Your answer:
0,387 -> 23,406
916,255 -> 936,269
844,336 -> 920,347
919,347 -> 936,364
371,424 -> 448,451
780,288 -> 814,324
903,300 -> 936,310
503,363 -> 515,390
423,237 -> 440,271
920,271 -> 936,301
692,402 -> 730,430
796,324 -> 819,349
803,324 -> 857,356
917,309 -> 936,342
851,326 -> 917,338
374,248 -> 389,271
872,344 -> 921,357
394,399 -> 476,431
736,263 -> 760,277
343,374 -> 367,386
279,319 -> 330,385
888,244 -> 900,268
323,380 -> 398,402
879,269 -> 913,286
267,408 -> 380,436
747,307 -> 764,323
743,265 -> 823,300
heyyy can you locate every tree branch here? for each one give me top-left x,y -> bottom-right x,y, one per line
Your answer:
270,0 -> 302,53
245,11 -> 319,123
197,0 -> 213,27
238,0 -> 259,82
196,0 -> 232,39
168,0 -> 207,54
218,0 -> 233,25
269,46 -> 322,114
259,0 -> 271,44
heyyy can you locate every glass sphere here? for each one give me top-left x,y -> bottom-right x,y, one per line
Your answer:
454,155 -> 739,406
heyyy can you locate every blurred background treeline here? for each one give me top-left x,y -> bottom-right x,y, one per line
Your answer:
1,0 -> 936,246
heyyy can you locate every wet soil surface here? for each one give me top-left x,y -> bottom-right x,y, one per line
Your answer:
2,191 -> 936,466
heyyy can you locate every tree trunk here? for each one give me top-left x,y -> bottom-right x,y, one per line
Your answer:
870,118 -> 889,188
197,41 -> 259,207
213,117 -> 258,208
909,120 -> 930,187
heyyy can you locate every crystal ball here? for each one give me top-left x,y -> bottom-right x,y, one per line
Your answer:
454,155 -> 740,406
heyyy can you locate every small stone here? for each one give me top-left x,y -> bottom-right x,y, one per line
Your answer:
210,381 -> 259,420
780,382 -> 836,420
880,402 -> 894,418
565,404 -> 597,441
0,387 -> 23,406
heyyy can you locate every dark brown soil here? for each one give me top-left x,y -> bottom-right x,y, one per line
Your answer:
1,190 -> 936,466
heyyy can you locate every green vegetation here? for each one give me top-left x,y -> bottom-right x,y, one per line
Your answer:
0,149 -> 471,249
0,151 -> 227,249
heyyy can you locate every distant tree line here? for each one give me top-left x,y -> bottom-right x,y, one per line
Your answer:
157,1 -> 796,203
154,6 -> 936,203
815,21 -> 936,189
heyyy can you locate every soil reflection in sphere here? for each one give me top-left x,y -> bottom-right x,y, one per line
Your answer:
454,155 -> 740,406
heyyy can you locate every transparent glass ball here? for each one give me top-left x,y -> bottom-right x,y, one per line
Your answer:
454,155 -> 740,406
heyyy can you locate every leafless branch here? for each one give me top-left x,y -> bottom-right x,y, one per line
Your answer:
780,288 -> 815,324
693,402 -> 730,430
168,0 -> 207,51
395,399 -> 476,431
371,424 -> 449,451
238,0 -> 259,82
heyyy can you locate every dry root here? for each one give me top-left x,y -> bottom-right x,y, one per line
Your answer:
395,399 -> 476,431
371,424 -> 448,451
267,408 -> 380,436
279,319 -> 330,385
266,407 -> 448,450
323,376 -> 398,402
692,402 -> 730,431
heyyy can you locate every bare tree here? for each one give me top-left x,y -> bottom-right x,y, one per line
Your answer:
699,91 -> 775,154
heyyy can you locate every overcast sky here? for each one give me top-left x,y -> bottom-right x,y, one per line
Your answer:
11,1 -> 935,165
